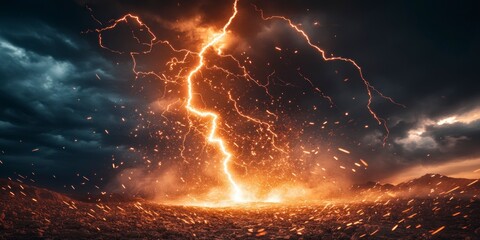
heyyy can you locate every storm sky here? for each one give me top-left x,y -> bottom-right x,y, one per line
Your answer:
0,0 -> 479,197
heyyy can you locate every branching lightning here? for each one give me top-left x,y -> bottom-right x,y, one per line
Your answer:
93,0 -> 403,203
254,6 -> 405,145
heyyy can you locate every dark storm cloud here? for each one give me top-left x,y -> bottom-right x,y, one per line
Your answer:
0,0 -> 144,192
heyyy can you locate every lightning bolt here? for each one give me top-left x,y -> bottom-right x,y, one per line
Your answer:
184,0 -> 244,202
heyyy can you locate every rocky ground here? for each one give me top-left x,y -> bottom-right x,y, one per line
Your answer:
1,178 -> 480,239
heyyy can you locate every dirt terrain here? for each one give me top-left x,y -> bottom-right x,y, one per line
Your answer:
1,177 -> 480,239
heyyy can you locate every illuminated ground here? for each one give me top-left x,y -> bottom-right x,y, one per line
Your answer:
1,179 -> 480,239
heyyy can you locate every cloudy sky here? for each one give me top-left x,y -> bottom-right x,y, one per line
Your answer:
0,0 -> 479,199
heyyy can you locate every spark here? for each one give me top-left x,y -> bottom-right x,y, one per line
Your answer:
338,148 -> 350,154
360,159 -> 369,167
467,179 -> 478,186
391,224 -> 398,231
431,226 -> 445,235
445,186 -> 460,194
